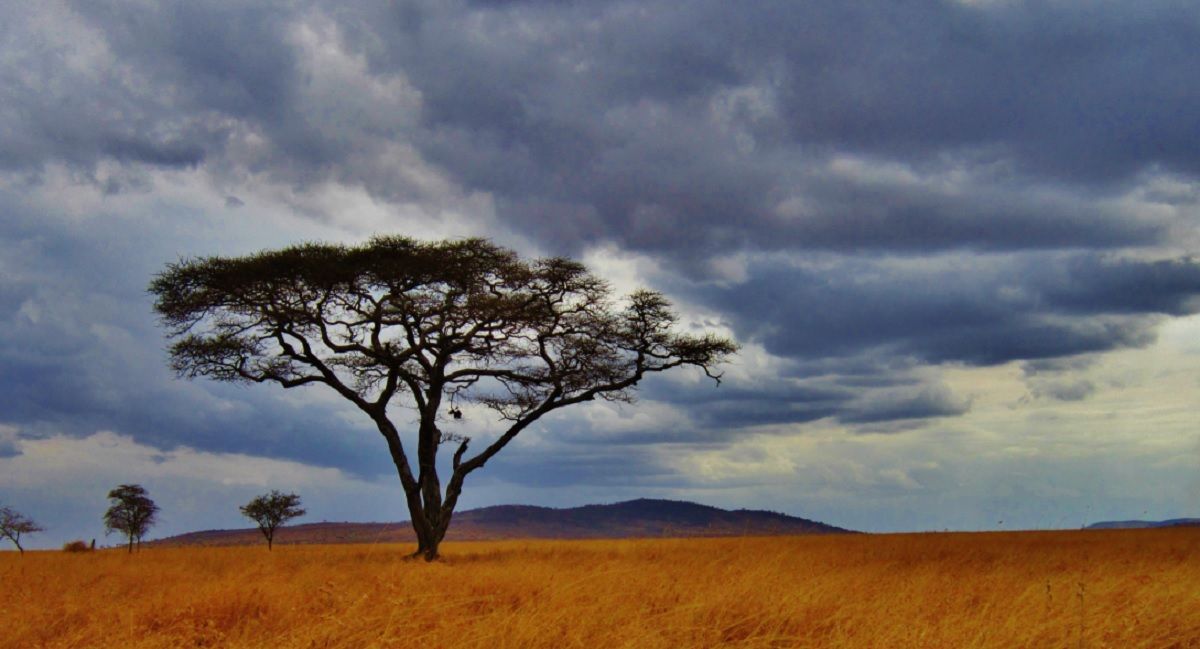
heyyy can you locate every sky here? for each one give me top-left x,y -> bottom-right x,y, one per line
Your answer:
2,0 -> 1199,549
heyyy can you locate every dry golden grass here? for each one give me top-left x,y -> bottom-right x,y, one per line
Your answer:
2,528 -> 1198,648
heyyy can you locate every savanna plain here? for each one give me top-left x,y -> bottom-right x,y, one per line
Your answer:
3,529 -> 1198,649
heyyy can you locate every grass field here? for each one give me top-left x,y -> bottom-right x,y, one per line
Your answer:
2,528 -> 1198,648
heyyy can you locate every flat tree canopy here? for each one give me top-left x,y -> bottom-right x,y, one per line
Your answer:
151,237 -> 736,560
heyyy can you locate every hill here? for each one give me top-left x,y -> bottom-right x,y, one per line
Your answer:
1086,517 -> 1200,530
151,498 -> 853,547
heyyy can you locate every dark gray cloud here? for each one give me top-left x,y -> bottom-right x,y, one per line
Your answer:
695,252 -> 1200,367
838,384 -> 970,425
1022,357 -> 1098,376
1029,379 -> 1097,402
4,0 -> 1198,256
1038,256 -> 1200,316
350,0 -> 1198,256
766,2 -> 1200,181
1020,356 -> 1100,402
637,371 -> 968,432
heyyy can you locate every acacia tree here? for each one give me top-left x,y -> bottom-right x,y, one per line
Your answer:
0,506 -> 44,556
103,484 -> 159,553
151,237 -> 736,560
241,490 -> 306,550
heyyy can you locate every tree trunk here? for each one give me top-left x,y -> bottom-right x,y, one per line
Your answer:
267,534 -> 273,551
376,416 -> 438,560
127,536 -> 134,554
14,537 -> 23,556
410,463 -> 467,561
378,411 -> 460,562
411,521 -> 435,561
406,509 -> 450,561
411,527 -> 428,559
420,522 -> 446,562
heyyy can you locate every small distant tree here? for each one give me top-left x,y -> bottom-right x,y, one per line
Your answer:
0,506 -> 44,556
240,490 -> 306,550
103,484 -> 159,553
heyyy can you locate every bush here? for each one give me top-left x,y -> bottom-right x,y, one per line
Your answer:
62,540 -> 92,552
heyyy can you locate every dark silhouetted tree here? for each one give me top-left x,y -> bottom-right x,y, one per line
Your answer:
103,484 -> 159,553
0,506 -> 44,556
240,490 -> 306,550
151,237 -> 736,560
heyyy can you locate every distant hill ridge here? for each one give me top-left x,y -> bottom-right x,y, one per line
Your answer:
152,498 -> 854,547
1086,518 -> 1200,530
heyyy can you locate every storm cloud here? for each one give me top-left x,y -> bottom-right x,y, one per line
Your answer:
696,252 -> 1200,367
5,1 -> 1199,250
2,0 -> 1200,540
